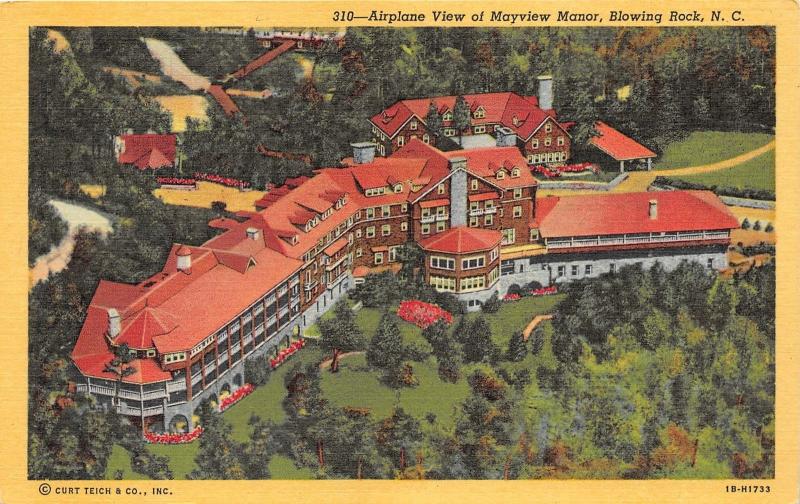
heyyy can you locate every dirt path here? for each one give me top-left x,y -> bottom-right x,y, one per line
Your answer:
540,140 -> 776,197
143,38 -> 210,91
319,351 -> 364,370
523,314 -> 553,341
29,200 -> 114,289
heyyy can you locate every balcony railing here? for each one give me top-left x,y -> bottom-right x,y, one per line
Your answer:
435,214 -> 449,222
469,208 -> 484,216
142,389 -> 166,401
484,207 -> 497,214
143,405 -> 164,417
88,384 -> 115,396
328,271 -> 348,288
166,380 -> 186,393
420,215 -> 436,224
546,230 -> 730,250
304,280 -> 319,291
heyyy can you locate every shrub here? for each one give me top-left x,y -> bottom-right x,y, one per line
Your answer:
652,176 -> 775,201
764,222 -> 774,232
506,331 -> 528,362
741,218 -> 751,229
531,327 -> 545,355
752,220 -> 762,231
482,292 -> 502,313
244,355 -> 270,386
404,339 -> 433,362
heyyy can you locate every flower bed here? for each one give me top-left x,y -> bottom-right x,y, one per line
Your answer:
530,285 -> 558,296
194,172 -> 251,189
397,300 -> 453,329
532,163 -> 599,179
156,176 -> 196,187
219,383 -> 255,411
503,293 -> 521,302
145,426 -> 203,444
270,338 -> 306,370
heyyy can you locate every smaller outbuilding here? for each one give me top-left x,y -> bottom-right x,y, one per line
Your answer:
589,121 -> 657,172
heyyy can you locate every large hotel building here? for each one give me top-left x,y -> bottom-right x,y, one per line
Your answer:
71,95 -> 740,434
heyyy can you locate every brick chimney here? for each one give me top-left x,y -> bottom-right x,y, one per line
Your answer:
538,75 -> 553,110
107,308 -> 121,338
648,199 -> 658,220
351,142 -> 376,165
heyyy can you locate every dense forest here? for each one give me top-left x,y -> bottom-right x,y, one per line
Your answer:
28,26 -> 775,479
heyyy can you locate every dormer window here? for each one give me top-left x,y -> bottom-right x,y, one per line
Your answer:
437,183 -> 445,195
443,111 -> 452,121
545,122 -> 553,133
470,179 -> 479,191
473,107 -> 486,119
394,183 -> 403,193
410,119 -> 418,130
511,168 -> 520,178
497,170 -> 506,180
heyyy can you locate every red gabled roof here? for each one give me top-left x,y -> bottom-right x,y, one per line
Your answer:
419,226 -> 502,254
538,190 -> 740,238
323,237 -> 348,257
118,134 -> 176,170
589,121 -> 657,161
370,92 -> 564,141
113,307 -> 179,350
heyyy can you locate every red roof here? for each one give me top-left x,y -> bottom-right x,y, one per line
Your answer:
589,121 -> 657,161
419,198 -> 449,208
117,134 -> 176,170
114,307 -> 179,350
538,190 -> 740,238
469,192 -> 500,202
207,84 -> 241,117
324,237 -> 348,257
371,92 -> 565,141
419,226 -> 502,254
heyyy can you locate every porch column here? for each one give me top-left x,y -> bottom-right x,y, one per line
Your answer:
619,160 -> 625,173
647,158 -> 652,171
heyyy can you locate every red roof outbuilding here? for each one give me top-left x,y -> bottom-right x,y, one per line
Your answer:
117,134 -> 176,170
589,121 -> 657,161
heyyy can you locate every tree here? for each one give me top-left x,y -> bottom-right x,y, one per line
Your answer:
424,319 -> 463,382
530,326 -> 545,355
481,292 -> 502,314
318,300 -> 366,372
189,402 -> 245,479
452,95 -> 471,146
506,331 -> 528,362
462,316 -> 499,363
424,101 -> 443,145
366,312 -> 405,385
241,415 -> 274,479
376,407 -> 423,473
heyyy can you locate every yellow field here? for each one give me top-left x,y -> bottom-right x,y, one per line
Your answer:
102,66 -> 162,88
154,95 -> 209,132
227,88 -> 270,99
79,184 -> 106,199
153,181 -> 265,213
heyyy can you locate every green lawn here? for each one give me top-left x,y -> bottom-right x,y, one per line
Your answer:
105,294 -> 563,479
653,131 -> 774,170
673,149 -> 775,192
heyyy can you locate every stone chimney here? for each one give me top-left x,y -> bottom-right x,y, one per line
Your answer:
648,199 -> 658,220
107,308 -> 121,338
448,157 -> 467,227
538,75 -> 553,110
246,227 -> 260,240
351,142 -> 376,165
176,245 -> 192,273
495,126 -> 517,147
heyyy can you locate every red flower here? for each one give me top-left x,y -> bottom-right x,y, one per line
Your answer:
397,300 -> 453,329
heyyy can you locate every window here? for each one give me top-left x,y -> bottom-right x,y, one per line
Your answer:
410,119 -> 418,130
444,128 -> 455,137
473,125 -> 486,134
460,275 -> 486,292
382,205 -> 391,217
374,252 -> 384,265
585,264 -> 593,275
443,111 -> 453,121
423,134 -> 430,144
397,136 -> 405,147
381,224 -> 391,236
527,154 -> 534,163
484,214 -> 493,225
469,216 -> 479,227
401,203 -> 408,213
571,265 -> 579,276
485,200 -> 494,209
502,228 -> 516,245
545,123 -> 552,133
430,256 -> 455,270
707,258 -> 714,269
532,139 -> 539,149
513,188 -> 523,199
490,247 -> 499,261
470,201 -> 479,212
557,136 -> 565,146
421,208 -> 431,218
557,265 -> 565,276
366,208 -> 375,219
356,247 -> 363,257
436,221 -> 446,232
511,168 -> 520,178
389,246 -> 400,262
400,222 -> 408,231
437,183 -> 446,195
501,260 -> 515,276
471,179 -> 479,191
356,229 -> 362,238
487,266 -> 499,285
421,224 -> 430,235
530,228 -> 539,241
430,275 -> 456,292
462,256 -> 486,270
513,205 -> 523,218
366,226 -> 376,238
544,137 -> 552,147
436,206 -> 447,216
496,170 -> 506,180
394,184 -> 403,193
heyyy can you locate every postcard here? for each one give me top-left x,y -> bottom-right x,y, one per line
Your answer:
1,1 -> 798,502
